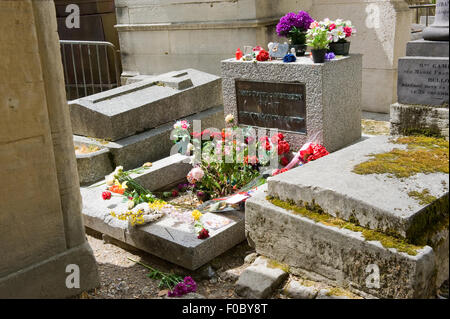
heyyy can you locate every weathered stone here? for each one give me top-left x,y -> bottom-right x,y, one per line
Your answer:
397,57 -> 449,106
245,190 -> 448,298
74,105 -> 224,174
283,280 -> 318,299
80,158 -> 252,269
75,144 -> 113,185
220,268 -> 245,282
221,55 -> 362,152
235,257 -> 288,298
267,136 -> 449,238
423,0 -> 449,41
316,289 -> 350,299
390,102 -> 449,139
406,40 -> 449,58
244,252 -> 258,264
70,69 -> 222,141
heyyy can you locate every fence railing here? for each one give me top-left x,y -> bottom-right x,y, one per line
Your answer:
60,40 -> 120,101
409,4 -> 436,26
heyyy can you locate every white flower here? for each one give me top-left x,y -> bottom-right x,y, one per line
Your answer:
113,166 -> 123,177
225,114 -> 235,123
121,181 -> 128,189
187,143 -> 194,152
127,200 -> 135,210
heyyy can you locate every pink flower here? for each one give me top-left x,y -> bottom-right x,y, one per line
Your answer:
187,167 -> 204,184
329,23 -> 336,31
344,26 -> 353,38
310,21 -> 319,29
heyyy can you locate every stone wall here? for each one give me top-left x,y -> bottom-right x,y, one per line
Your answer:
114,0 -> 411,114
0,0 -> 98,298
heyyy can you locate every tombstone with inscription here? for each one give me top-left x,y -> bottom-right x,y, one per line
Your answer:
391,0 -> 449,139
221,55 -> 362,152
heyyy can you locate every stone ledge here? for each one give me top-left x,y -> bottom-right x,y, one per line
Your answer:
245,191 -> 448,298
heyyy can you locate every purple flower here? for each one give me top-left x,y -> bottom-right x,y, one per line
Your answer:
276,11 -> 314,37
325,52 -> 336,61
167,276 -> 197,297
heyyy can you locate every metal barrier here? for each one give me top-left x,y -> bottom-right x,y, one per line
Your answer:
409,4 -> 436,26
60,40 -> 120,101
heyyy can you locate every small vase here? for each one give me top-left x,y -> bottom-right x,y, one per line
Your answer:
289,44 -> 307,57
311,49 -> 327,63
329,41 -> 351,56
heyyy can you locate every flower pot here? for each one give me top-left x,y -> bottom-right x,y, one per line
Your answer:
311,49 -> 327,63
329,41 -> 351,56
289,44 -> 307,57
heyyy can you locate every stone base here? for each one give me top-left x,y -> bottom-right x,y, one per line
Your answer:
406,40 -> 449,58
0,242 -> 99,298
75,106 -> 224,183
245,191 -> 448,299
390,102 -> 449,139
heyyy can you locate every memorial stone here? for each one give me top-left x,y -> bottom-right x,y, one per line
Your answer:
423,0 -> 449,41
222,55 -> 362,152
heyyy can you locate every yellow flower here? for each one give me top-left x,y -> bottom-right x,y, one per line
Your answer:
192,210 -> 203,221
122,181 -> 128,189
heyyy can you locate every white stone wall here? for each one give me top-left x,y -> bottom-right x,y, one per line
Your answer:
115,0 -> 411,113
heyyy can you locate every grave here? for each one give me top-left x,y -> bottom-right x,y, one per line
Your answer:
391,0 -> 449,139
81,154 -> 250,270
71,69 -> 225,184
221,55 -> 362,152
245,136 -> 449,298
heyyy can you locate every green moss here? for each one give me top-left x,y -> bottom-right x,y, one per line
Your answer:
353,136 -> 449,178
267,259 -> 290,273
408,189 -> 437,205
406,196 -> 449,246
267,196 -> 423,256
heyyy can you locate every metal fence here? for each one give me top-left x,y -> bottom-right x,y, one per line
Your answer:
409,4 -> 436,26
60,40 -> 120,101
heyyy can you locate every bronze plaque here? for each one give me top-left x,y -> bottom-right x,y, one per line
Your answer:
235,80 -> 306,133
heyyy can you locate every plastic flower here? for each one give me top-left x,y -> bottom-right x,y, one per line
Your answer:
256,49 -> 270,61
192,210 -> 203,221
102,191 -> 112,200
276,11 -> 314,37
325,52 -> 336,61
174,120 -> 190,130
187,167 -> 204,184
197,228 -> 210,239
283,53 -> 296,63
225,114 -> 235,123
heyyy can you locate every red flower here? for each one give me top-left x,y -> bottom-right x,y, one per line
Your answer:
244,155 -> 259,165
172,190 -> 179,197
102,191 -> 112,200
256,49 -> 270,62
264,142 -> 271,151
343,26 -> 353,38
329,23 -> 336,31
277,140 -> 290,155
280,157 -> 289,166
272,168 -> 289,176
198,228 -> 210,239
307,144 -> 329,162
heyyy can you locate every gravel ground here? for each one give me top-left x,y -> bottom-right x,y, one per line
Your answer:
80,229 -> 252,299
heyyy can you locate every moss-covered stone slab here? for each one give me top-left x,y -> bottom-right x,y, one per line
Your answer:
267,136 -> 449,242
245,191 -> 448,298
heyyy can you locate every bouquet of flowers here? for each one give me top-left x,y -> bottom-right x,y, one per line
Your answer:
306,21 -> 331,50
276,11 -> 314,46
321,18 -> 356,43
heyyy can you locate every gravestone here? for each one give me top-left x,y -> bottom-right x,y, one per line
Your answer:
423,0 -> 449,41
391,0 -> 449,138
70,69 -> 225,184
222,55 -> 362,152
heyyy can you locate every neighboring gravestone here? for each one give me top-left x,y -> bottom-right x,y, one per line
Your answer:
69,69 -> 222,141
392,0 -> 449,138
423,0 -> 449,41
222,55 -> 362,152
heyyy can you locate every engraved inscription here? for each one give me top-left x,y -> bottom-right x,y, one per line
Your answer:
235,80 -> 307,133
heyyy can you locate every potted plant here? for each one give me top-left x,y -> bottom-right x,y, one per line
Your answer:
323,19 -> 356,55
276,11 -> 314,57
306,21 -> 331,63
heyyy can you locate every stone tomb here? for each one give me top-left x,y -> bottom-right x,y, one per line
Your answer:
70,69 -> 224,184
81,154 -> 249,270
222,55 -> 362,152
246,136 -> 449,298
